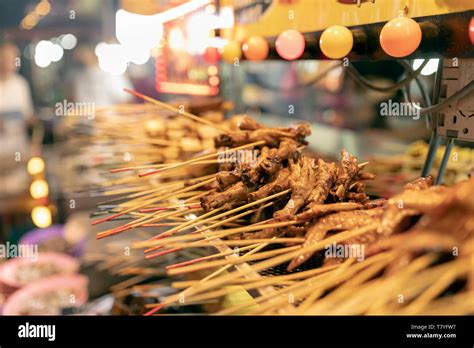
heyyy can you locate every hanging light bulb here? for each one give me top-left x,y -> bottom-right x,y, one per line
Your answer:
221,40 -> 242,64
31,206 -> 52,228
27,157 -> 45,175
275,29 -> 305,61
319,25 -> 353,59
380,17 -> 422,58
30,179 -> 49,199
242,36 -> 269,61
203,46 -> 220,64
469,16 -> 474,45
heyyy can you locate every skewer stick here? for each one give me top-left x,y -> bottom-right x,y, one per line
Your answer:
169,237 -> 304,248
124,88 -> 229,133
191,201 -> 274,235
216,260 -> 355,315
138,141 -> 265,177
143,203 -> 269,256
162,223 -> 378,305
92,176 -> 214,226
151,189 -> 290,244
166,243 -> 261,270
167,245 -> 300,276
143,207 -> 226,254
135,219 -> 298,248
110,160 -> 218,173
144,239 -> 270,316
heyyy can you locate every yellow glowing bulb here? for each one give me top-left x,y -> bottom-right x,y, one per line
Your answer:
23,13 -> 39,28
31,206 -> 52,228
30,179 -> 49,199
221,40 -> 242,64
35,1 -> 51,16
27,157 -> 45,175
319,25 -> 353,59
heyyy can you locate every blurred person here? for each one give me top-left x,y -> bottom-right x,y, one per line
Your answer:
71,43 -> 133,106
0,41 -> 34,122
0,41 -> 34,157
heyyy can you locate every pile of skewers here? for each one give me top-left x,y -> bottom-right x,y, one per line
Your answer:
90,92 -> 473,315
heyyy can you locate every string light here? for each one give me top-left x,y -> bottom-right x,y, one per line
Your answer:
203,46 -> 220,64
30,179 -> 49,199
31,206 -> 52,228
469,16 -> 474,45
380,17 -> 422,58
221,40 -> 242,64
20,0 -> 51,30
35,0 -> 51,16
242,36 -> 269,61
319,25 -> 353,59
27,157 -> 45,175
275,30 -> 305,61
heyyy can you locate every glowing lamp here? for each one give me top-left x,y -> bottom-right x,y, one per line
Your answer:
35,1 -> 51,16
31,206 -> 52,228
380,17 -> 422,58
30,179 -> 49,199
221,40 -> 242,64
469,17 -> 474,45
242,36 -> 269,61
27,157 -> 45,175
320,25 -> 353,59
203,46 -> 220,64
275,30 -> 305,61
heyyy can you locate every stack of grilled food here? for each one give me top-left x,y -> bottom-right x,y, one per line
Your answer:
93,110 -> 472,315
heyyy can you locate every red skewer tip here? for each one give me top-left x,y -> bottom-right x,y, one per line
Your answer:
143,303 -> 165,316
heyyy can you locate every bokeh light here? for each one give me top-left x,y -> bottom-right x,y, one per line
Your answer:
380,17 -> 422,58
275,30 -> 305,61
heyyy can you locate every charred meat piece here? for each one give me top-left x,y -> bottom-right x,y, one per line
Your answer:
260,139 -> 300,176
403,175 -> 434,190
218,162 -> 234,172
288,208 -> 383,271
241,227 -> 282,240
306,159 -> 338,205
238,115 -> 262,131
347,192 -> 370,203
332,149 -> 362,200
356,172 -> 376,181
363,199 -> 386,209
215,122 -> 311,148
296,202 -> 363,222
378,185 -> 446,236
201,181 -> 253,211
216,170 -> 241,189
250,205 -> 267,224
248,168 -> 291,202
241,147 -> 271,185
238,162 -> 262,185
274,158 -> 317,221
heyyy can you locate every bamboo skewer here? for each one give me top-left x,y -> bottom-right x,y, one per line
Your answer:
124,88 -> 229,133
155,223 -> 378,309
138,141 -> 265,177
136,190 -> 291,250
135,220 -> 299,249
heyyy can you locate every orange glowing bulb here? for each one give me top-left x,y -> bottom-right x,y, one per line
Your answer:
203,46 -> 220,64
320,25 -> 353,59
469,17 -> 474,45
221,40 -> 242,64
242,36 -> 269,61
275,30 -> 305,60
380,17 -> 422,58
